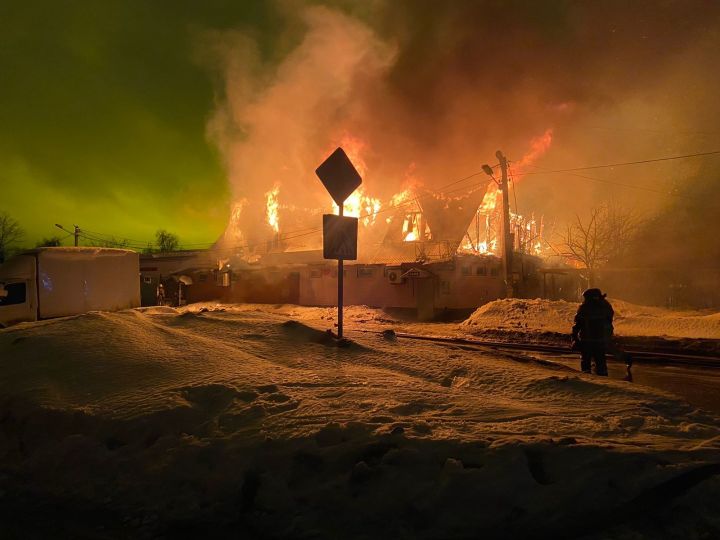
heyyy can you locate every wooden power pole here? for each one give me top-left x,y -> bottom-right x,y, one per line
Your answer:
496,151 -> 514,298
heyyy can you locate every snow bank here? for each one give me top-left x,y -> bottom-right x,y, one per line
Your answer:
1,306 -> 720,537
463,298 -> 720,339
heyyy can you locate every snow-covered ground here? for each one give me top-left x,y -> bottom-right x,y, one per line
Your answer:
463,298 -> 720,340
1,304 -> 720,538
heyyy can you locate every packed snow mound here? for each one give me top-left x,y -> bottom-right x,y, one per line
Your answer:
463,298 -> 720,339
2,305 -> 720,538
179,301 -> 400,324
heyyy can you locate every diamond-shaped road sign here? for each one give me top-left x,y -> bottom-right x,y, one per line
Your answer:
323,214 -> 358,260
315,147 -> 362,206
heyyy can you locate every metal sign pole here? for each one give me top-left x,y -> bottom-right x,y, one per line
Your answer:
315,147 -> 361,342
337,204 -> 344,338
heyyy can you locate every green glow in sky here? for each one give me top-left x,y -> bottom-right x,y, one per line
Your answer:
0,1 -> 282,248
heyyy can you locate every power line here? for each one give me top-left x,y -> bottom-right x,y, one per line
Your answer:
74,172 -> 489,254
512,149 -> 720,176
72,148 -> 720,254
516,162 -> 720,210
583,126 -> 720,138
81,228 -> 218,249
517,162 -> 674,195
186,181 -> 489,257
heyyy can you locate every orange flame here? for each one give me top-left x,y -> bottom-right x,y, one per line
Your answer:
334,186 -> 382,226
479,184 -> 499,214
513,128 -> 553,174
338,133 -> 368,178
390,188 -> 413,207
223,198 -> 248,246
327,134 -> 384,226
265,184 -> 280,233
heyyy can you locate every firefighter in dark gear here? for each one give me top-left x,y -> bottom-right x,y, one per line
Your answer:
571,288 -> 614,376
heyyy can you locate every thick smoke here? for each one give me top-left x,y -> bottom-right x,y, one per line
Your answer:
200,7 -> 397,251
201,1 -> 720,257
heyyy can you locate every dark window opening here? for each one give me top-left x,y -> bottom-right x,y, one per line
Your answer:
0,282 -> 27,306
476,266 -> 487,276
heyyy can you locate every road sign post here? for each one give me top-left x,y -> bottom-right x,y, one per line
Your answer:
322,214 -> 358,260
338,205 -> 344,339
316,148 -> 362,339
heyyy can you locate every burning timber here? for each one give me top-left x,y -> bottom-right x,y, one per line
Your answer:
143,182 -> 546,319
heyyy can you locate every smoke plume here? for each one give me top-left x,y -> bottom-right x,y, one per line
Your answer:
200,1 -> 720,258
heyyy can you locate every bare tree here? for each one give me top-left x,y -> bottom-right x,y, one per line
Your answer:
558,202 -> 641,286
603,202 -> 643,262
0,212 -> 24,263
36,236 -> 63,247
155,229 -> 179,253
96,236 -> 130,249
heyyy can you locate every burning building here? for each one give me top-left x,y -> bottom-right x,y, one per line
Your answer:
185,158 -> 546,319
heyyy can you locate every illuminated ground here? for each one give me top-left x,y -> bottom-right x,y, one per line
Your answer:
1,304 -> 719,538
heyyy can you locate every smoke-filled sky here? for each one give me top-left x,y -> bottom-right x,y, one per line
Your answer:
2,0 -> 720,248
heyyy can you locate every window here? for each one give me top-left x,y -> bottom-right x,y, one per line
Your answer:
461,266 -> 471,276
0,282 -> 27,306
310,268 -> 321,278
198,273 -> 208,283
357,267 -> 374,278
476,266 -> 487,276
440,281 -> 451,295
143,276 -> 152,284
490,267 -> 499,277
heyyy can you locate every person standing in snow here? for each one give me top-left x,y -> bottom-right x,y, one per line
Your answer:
156,283 -> 165,306
571,288 -> 614,376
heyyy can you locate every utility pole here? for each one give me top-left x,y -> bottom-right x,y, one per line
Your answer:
55,223 -> 81,247
496,150 -> 514,298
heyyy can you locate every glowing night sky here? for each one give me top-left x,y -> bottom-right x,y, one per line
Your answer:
1,1 -> 285,247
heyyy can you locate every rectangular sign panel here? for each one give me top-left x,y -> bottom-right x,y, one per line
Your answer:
323,214 -> 358,260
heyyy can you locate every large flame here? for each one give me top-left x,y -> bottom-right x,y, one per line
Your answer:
339,133 -> 368,178
510,211 -> 544,255
235,128 -> 551,260
390,188 -> 413,207
462,129 -> 553,256
327,135 -> 384,226
265,184 -> 280,233
222,198 -> 248,247
479,184 -> 499,213
387,184 -> 431,242
401,215 -> 431,242
402,214 -> 420,242
513,128 -> 553,174
334,186 -> 383,226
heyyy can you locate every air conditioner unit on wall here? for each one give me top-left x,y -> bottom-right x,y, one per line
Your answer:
387,267 -> 404,284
